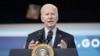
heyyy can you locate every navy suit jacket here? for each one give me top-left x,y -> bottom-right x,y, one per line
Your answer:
25,28 -> 76,49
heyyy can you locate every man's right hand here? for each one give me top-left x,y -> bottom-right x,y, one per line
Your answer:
28,40 -> 39,49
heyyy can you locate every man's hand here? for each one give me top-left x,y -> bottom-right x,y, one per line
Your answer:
60,40 -> 67,48
28,40 -> 39,49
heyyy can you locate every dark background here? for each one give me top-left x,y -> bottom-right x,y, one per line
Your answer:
1,0 -> 100,24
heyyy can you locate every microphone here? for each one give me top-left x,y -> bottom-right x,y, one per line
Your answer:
46,31 -> 53,44
37,32 -> 44,43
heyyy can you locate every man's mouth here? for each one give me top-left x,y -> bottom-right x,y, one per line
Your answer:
48,21 -> 54,23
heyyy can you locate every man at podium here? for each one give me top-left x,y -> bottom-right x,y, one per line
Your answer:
25,3 -> 76,49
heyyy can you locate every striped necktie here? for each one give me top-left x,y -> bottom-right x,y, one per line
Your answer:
47,30 -> 53,47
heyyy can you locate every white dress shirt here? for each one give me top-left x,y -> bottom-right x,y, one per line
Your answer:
44,26 -> 57,47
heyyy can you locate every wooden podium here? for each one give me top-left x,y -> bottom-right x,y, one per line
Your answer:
9,48 -> 78,56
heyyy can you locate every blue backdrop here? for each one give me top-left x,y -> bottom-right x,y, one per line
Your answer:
0,29 -> 100,56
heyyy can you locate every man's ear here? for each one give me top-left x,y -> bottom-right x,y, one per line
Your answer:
41,15 -> 44,22
56,16 -> 58,22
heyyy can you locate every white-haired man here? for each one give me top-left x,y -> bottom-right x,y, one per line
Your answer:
25,3 -> 76,49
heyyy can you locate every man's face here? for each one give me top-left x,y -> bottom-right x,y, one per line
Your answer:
41,6 -> 58,29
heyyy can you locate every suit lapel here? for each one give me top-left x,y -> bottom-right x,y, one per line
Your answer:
53,29 -> 62,48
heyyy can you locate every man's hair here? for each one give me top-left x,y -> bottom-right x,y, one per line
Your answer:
40,3 -> 58,15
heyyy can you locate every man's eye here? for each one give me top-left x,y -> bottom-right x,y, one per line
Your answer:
45,14 -> 49,15
51,13 -> 55,15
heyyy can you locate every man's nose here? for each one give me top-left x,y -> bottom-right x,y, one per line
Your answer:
48,15 -> 52,19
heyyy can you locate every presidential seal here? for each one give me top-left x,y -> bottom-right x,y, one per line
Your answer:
32,44 -> 54,56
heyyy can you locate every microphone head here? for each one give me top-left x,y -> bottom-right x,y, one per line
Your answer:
37,32 -> 42,39
37,32 -> 43,43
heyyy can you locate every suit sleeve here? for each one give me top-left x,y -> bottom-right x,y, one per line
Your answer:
25,34 -> 32,49
25,32 -> 39,49
68,35 -> 76,48
63,33 -> 76,48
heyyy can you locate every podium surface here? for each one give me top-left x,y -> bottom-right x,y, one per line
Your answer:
9,48 -> 78,56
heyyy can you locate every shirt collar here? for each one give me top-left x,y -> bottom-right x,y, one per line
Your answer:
44,26 -> 57,37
